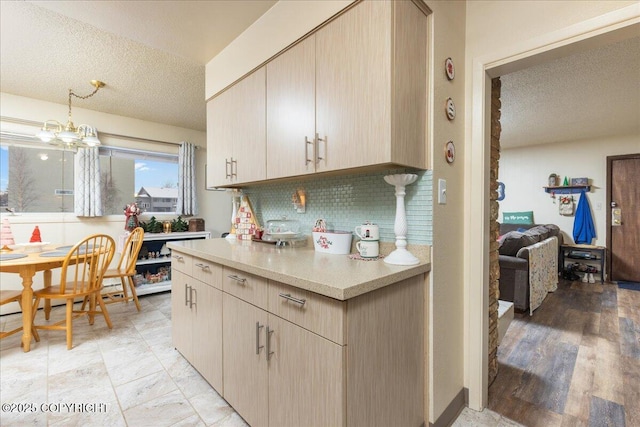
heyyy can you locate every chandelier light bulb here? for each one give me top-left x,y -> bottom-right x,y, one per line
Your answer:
35,80 -> 105,149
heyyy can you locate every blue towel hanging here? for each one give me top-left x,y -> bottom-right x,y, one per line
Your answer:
573,190 -> 596,244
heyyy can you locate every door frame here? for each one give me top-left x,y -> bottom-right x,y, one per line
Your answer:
465,7 -> 640,410
606,153 -> 640,281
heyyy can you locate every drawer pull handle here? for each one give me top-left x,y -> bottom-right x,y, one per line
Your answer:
256,322 -> 264,355
195,263 -> 210,270
172,255 -> 184,261
227,274 -> 247,284
266,326 -> 274,361
279,293 -> 306,306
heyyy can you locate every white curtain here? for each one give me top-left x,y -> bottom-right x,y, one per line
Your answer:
177,141 -> 197,215
74,146 -> 103,217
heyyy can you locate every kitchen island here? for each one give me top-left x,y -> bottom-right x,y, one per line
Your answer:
168,238 -> 430,427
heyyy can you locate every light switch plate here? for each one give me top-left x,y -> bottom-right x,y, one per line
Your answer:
438,179 -> 447,205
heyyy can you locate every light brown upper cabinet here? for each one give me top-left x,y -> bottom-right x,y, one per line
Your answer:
207,67 -> 266,188
266,0 -> 428,180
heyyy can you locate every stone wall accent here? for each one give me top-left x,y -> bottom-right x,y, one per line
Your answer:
488,77 -> 501,385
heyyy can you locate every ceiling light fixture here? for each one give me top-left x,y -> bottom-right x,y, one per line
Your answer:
36,80 -> 105,149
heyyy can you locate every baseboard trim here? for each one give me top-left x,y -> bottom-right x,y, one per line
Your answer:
430,388 -> 467,427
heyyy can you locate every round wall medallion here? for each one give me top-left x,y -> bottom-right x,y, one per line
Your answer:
445,141 -> 455,163
445,57 -> 455,80
445,97 -> 456,121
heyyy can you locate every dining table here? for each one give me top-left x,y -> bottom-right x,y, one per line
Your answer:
0,244 -> 72,352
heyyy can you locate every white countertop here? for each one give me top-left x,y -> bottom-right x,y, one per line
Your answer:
168,238 -> 430,300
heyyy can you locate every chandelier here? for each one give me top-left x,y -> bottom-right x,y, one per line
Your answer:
36,80 -> 105,148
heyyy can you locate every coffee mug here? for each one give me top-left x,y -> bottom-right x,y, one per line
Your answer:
355,223 -> 379,241
356,240 -> 379,258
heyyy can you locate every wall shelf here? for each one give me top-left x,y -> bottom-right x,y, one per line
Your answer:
543,185 -> 590,194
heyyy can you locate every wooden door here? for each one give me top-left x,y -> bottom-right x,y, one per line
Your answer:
608,154 -> 640,282
222,293 -> 269,427
233,67 -> 267,185
207,95 -> 235,187
267,36 -> 316,179
315,0 -> 392,172
207,68 -> 266,187
192,280 -> 223,393
268,315 -> 345,427
171,270 -> 193,360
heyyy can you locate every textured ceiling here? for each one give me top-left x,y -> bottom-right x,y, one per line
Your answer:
0,1 -> 638,145
0,0 -> 276,132
500,35 -> 640,148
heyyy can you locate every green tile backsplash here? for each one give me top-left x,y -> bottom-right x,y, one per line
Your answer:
243,169 -> 432,245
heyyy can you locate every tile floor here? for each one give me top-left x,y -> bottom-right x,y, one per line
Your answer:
1,292 -> 518,427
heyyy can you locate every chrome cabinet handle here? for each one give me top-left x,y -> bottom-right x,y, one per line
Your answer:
315,133 -> 325,163
305,136 -> 314,165
227,274 -> 246,284
231,158 -> 237,178
266,326 -> 274,361
225,159 -> 231,179
172,255 -> 184,261
256,322 -> 264,355
184,284 -> 189,306
190,287 -> 196,309
194,263 -> 210,271
278,293 -> 306,306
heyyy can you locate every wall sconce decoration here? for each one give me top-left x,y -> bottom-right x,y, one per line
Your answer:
292,189 -> 306,213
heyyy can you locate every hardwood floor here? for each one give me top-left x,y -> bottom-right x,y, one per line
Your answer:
489,279 -> 640,427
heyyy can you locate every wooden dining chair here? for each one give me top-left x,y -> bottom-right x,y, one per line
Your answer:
32,234 -> 116,350
99,227 -> 144,311
0,290 -> 39,342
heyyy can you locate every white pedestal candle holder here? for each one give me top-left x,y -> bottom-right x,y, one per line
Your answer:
383,174 -> 420,266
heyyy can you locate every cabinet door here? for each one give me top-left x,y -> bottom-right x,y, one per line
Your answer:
171,270 -> 193,360
316,0 -> 392,172
207,68 -> 266,187
207,95 -> 235,188
268,315 -> 345,427
266,36 -> 316,179
223,293 -> 269,427
234,68 -> 267,185
191,280 -> 223,393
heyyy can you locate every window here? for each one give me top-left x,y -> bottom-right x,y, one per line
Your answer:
0,138 -> 178,214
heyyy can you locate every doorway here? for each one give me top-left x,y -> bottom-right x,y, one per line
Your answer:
467,10 -> 640,412
607,154 -> 640,282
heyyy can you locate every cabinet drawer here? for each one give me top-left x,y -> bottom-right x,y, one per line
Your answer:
268,281 -> 346,345
171,252 -> 192,276
223,267 -> 268,310
192,257 -> 222,290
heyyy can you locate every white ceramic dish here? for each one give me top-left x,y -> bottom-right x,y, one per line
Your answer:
16,242 -> 50,253
312,231 -> 352,255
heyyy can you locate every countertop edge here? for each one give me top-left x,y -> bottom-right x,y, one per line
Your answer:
167,240 -> 431,300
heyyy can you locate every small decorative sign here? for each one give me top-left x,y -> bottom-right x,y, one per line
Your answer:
445,97 -> 456,121
445,57 -> 455,80
445,141 -> 455,163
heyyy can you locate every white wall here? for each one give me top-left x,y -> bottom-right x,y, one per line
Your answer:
499,134 -> 639,246
464,0 -> 639,410
426,0 -> 467,423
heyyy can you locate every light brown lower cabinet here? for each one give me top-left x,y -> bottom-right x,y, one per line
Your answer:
171,259 -> 223,393
223,292 -> 345,427
173,251 -> 424,427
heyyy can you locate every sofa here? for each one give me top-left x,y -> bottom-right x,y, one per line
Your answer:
498,223 -> 563,312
